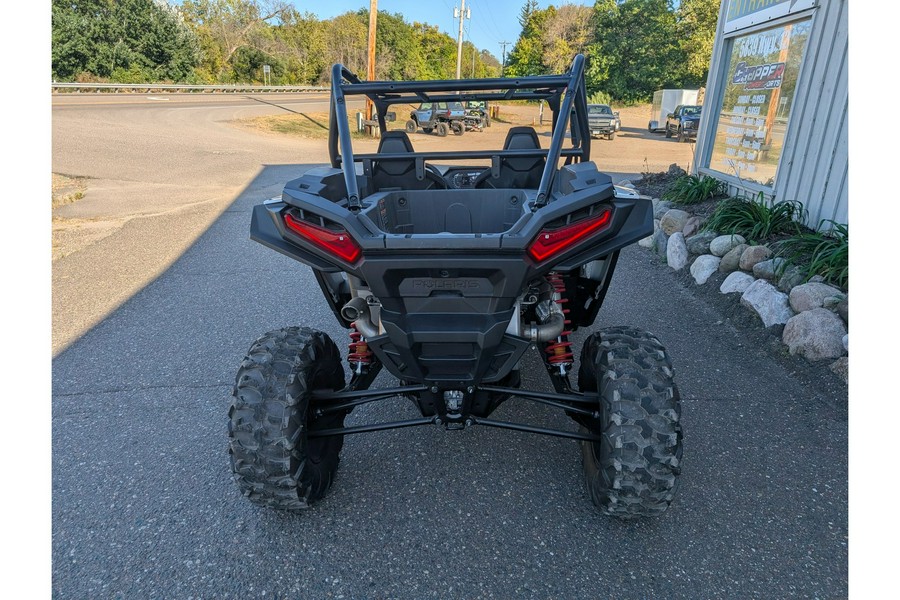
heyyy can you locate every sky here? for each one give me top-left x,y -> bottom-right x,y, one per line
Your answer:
288,0 -> 593,61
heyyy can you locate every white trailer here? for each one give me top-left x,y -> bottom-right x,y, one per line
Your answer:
648,89 -> 700,132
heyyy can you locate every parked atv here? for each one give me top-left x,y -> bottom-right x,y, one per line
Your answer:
405,101 -> 466,136
231,54 -> 683,518
465,99 -> 492,129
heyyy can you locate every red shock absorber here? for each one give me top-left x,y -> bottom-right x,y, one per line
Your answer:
348,324 -> 374,369
544,272 -> 574,367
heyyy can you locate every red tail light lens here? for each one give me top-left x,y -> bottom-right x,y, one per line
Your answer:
283,213 -> 362,264
527,208 -> 613,263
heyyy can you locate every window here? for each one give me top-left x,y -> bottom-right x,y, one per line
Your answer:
707,20 -> 811,187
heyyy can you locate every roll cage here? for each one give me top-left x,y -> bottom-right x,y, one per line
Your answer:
327,54 -> 591,212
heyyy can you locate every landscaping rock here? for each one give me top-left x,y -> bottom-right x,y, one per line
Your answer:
686,231 -> 718,255
638,233 -> 655,248
652,229 -> 668,256
690,255 -> 721,285
719,243 -> 750,273
660,209 -> 690,235
740,279 -> 795,327
682,216 -> 703,238
777,265 -> 806,293
710,234 -> 747,257
782,308 -> 847,362
666,232 -> 688,270
752,257 -> 787,280
654,201 -> 674,219
789,282 -> 846,313
842,334 -> 848,352
739,245 -> 771,271
830,357 -> 849,383
720,271 -> 755,294
834,299 -> 849,325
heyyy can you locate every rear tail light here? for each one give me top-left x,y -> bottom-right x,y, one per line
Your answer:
527,208 -> 613,263
284,213 -> 362,264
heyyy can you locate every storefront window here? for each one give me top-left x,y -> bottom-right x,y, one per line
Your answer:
708,20 -> 811,187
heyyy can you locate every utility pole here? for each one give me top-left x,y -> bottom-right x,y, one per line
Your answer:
499,41 -> 510,77
454,1 -> 470,79
366,0 -> 377,134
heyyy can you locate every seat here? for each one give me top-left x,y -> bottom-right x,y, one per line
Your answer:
369,131 -> 448,192
473,126 -> 545,189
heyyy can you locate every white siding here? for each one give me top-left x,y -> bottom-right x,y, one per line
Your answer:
696,0 -> 849,230
774,0 -> 848,228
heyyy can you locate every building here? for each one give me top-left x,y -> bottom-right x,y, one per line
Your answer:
693,0 -> 848,229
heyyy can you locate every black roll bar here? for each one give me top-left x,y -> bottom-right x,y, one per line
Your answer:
327,55 -> 591,213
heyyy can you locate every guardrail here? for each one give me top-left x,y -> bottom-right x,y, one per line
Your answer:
51,83 -> 329,94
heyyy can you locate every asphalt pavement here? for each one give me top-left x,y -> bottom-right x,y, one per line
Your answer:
52,164 -> 847,598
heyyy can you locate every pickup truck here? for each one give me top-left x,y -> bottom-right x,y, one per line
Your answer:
665,105 -> 702,142
587,104 -> 619,140
405,101 -> 467,137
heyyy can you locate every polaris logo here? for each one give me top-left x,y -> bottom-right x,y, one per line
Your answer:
411,279 -> 481,289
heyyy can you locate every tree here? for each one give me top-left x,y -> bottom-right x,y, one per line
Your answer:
52,0 -> 201,82
677,0 -> 720,87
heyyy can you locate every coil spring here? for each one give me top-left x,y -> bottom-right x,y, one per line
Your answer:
544,272 -> 574,366
348,325 -> 373,365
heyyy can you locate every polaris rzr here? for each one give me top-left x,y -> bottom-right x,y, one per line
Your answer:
229,54 -> 683,518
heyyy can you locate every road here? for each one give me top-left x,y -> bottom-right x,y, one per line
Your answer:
51,94 -> 847,598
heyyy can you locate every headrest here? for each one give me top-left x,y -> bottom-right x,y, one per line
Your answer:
503,126 -> 541,150
378,130 -> 415,154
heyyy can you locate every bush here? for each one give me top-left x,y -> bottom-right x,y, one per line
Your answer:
773,221 -> 848,289
662,174 -> 725,205
703,193 -> 804,242
587,91 -> 612,105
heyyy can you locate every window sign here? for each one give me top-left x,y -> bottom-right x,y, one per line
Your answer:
724,0 -> 816,34
708,20 -> 811,187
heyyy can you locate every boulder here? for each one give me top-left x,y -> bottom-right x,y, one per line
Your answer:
720,272 -> 756,294
638,233 -> 655,248
777,265 -> 806,293
652,229 -> 669,256
654,200 -> 674,219
719,243 -> 750,273
686,231 -> 718,255
682,216 -> 704,238
710,234 -> 747,257
842,334 -> 848,352
740,279 -> 795,328
752,257 -> 787,280
830,357 -> 849,383
789,282 -> 846,313
690,255 -> 721,285
666,232 -> 689,270
739,245 -> 771,271
782,308 -> 847,361
660,209 -> 691,235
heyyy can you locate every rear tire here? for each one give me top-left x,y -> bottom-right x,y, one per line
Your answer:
436,122 -> 449,137
578,326 -> 682,518
665,126 -> 672,138
405,119 -> 416,133
229,327 -> 346,511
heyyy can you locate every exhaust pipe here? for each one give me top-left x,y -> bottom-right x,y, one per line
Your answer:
341,297 -> 379,338
526,312 -> 565,343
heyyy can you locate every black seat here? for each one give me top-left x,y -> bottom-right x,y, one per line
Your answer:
473,126 -> 545,189
370,131 -> 447,192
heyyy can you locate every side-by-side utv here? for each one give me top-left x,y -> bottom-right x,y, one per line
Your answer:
229,54 -> 683,518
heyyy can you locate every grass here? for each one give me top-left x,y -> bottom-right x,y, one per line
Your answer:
702,192 -> 804,243
52,173 -> 87,209
773,221 -> 848,289
662,174 -> 726,205
238,112 -> 374,140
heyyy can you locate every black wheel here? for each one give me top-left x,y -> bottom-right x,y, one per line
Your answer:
577,326 -> 682,518
436,122 -> 448,137
451,121 -> 464,136
608,132 -> 616,140
665,125 -> 672,138
405,119 -> 416,133
229,327 -> 347,510
677,126 -> 685,142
